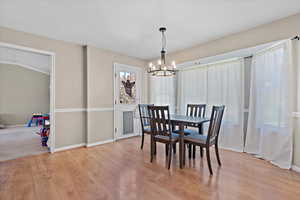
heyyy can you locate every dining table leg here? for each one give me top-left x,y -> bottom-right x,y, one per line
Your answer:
179,123 -> 184,169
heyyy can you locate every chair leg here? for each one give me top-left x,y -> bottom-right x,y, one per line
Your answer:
188,144 -> 192,159
140,132 -> 144,149
200,147 -> 203,158
215,143 -> 221,166
168,144 -> 172,169
150,137 -> 154,162
192,145 -> 196,159
183,142 -> 186,166
206,147 -> 213,175
173,143 -> 176,154
154,142 -> 157,155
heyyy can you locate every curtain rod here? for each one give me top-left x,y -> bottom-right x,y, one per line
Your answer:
180,36 -> 298,69
246,36 -> 298,58
232,36 -> 298,59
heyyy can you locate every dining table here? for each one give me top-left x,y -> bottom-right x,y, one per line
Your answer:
170,114 -> 210,168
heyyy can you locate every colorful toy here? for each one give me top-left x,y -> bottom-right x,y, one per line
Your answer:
27,113 -> 49,127
40,119 -> 50,147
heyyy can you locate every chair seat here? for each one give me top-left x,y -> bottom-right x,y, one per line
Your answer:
173,128 -> 199,135
144,126 -> 151,133
154,133 -> 179,142
184,134 -> 208,145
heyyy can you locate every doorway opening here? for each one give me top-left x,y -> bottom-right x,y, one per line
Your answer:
0,42 -> 55,161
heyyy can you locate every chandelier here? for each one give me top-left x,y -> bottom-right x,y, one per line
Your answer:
147,27 -> 177,76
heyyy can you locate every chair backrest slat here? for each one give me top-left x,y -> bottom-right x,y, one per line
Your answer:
187,104 -> 206,118
148,105 -> 172,139
207,105 -> 225,144
138,104 -> 154,131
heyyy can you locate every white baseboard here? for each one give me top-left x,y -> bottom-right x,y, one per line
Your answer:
54,143 -> 86,152
115,134 -> 140,141
292,165 -> 300,173
86,139 -> 114,147
5,124 -> 27,128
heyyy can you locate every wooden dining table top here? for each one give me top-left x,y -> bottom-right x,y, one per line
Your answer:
170,114 -> 210,125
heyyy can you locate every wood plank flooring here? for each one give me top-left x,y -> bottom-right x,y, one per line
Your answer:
1,135 -> 300,200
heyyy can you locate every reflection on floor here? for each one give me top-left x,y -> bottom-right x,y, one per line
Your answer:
0,135 -> 300,200
0,126 -> 48,161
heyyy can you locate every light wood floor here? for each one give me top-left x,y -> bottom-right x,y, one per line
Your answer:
1,136 -> 300,200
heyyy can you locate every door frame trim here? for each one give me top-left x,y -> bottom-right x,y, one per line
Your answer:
0,42 -> 56,153
113,63 -> 142,141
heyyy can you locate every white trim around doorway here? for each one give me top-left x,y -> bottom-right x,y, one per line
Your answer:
0,42 -> 56,153
113,63 -> 142,141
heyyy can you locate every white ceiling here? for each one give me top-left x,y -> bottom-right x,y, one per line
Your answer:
1,0 -> 300,60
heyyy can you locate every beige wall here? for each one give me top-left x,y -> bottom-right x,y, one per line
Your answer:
0,27 -> 86,148
0,27 -> 147,148
151,13 -> 300,167
55,111 -> 86,147
86,46 -> 146,144
0,63 -> 50,125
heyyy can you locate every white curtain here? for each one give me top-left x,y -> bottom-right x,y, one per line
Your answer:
149,75 -> 176,113
207,59 -> 245,152
177,66 -> 207,114
245,40 -> 295,169
178,59 -> 245,152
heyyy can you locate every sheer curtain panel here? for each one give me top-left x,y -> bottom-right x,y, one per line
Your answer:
178,59 -> 245,152
207,59 -> 245,152
177,66 -> 207,114
245,40 -> 295,169
149,76 -> 176,113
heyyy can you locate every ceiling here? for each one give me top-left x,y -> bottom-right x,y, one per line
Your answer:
1,0 -> 300,60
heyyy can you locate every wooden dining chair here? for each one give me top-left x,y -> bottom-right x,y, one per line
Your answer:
148,105 -> 179,169
173,104 -> 206,133
138,104 -> 154,149
183,105 -> 225,175
186,104 -> 206,127
186,104 -> 206,158
173,104 -> 206,158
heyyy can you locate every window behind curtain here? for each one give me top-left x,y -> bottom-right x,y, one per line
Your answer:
178,66 -> 207,114
245,40 -> 294,169
254,46 -> 287,127
207,60 -> 244,125
149,76 -> 176,113
178,59 -> 245,152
